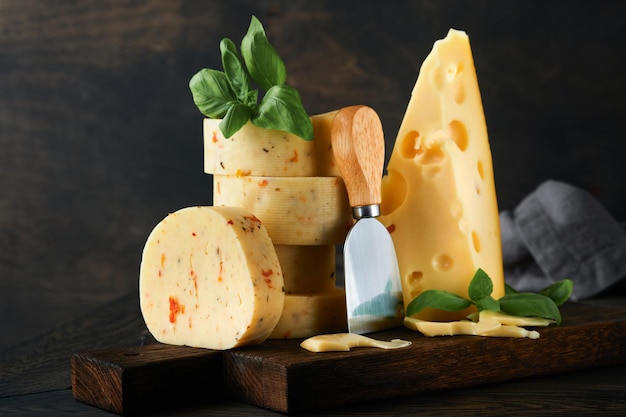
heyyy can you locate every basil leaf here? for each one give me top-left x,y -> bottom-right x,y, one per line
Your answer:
241,15 -> 287,90
504,282 -> 518,295
252,84 -> 313,140
220,38 -> 251,101
476,295 -> 500,312
190,16 -> 312,140
539,279 -> 573,306
499,293 -> 562,324
243,89 -> 259,108
468,268 -> 493,302
406,289 -> 472,317
189,69 -> 236,118
219,103 -> 253,138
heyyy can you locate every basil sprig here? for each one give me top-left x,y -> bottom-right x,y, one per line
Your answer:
406,268 -> 573,325
189,16 -> 313,140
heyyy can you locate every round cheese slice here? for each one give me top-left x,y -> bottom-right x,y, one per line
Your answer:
203,111 -> 339,177
139,206 -> 285,350
274,245 -> 337,294
213,175 -> 352,245
269,289 -> 348,339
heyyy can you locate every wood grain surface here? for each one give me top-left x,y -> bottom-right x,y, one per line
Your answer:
0,291 -> 144,398
72,344 -> 224,415
70,302 -> 626,415
2,0 -> 626,352
0,294 -> 624,416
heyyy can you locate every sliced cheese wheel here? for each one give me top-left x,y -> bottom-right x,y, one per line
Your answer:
380,29 -> 504,321
213,175 -> 352,245
269,289 -> 348,339
204,111 -> 339,177
274,245 -> 337,294
139,206 -> 285,350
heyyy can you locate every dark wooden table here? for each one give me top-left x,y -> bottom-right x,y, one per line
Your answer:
4,0 -> 626,354
2,3 -> 626,415
1,293 -> 625,416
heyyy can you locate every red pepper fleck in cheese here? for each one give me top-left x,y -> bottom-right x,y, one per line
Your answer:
213,175 -> 352,245
204,111 -> 339,177
140,206 -> 285,350
380,29 -> 504,321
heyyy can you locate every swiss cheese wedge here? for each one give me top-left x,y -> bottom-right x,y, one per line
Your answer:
380,29 -> 504,321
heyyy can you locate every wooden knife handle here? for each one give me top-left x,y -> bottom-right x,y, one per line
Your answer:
330,105 -> 385,208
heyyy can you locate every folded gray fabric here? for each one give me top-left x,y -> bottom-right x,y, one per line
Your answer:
501,180 -> 626,301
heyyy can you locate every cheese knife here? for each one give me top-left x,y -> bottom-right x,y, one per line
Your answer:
331,105 -> 404,334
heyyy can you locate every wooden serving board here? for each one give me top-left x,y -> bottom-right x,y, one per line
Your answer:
72,302 -> 626,415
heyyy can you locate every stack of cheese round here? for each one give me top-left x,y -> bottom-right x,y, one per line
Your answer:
207,112 -> 352,339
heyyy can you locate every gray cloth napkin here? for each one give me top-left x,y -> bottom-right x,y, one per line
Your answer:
500,180 -> 626,301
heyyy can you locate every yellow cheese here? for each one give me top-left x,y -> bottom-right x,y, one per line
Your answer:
380,29 -> 504,321
480,325 -> 540,339
466,310 -> 554,327
404,315 -> 540,339
274,245 -> 337,294
204,111 -> 339,177
213,175 -> 352,245
139,206 -> 285,350
300,333 -> 411,352
269,289 -> 347,339
403,316 -> 477,336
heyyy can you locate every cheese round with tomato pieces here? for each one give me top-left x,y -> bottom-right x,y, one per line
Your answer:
269,289 -> 348,339
139,206 -> 285,350
274,245 -> 337,294
203,111 -> 339,177
213,175 -> 352,245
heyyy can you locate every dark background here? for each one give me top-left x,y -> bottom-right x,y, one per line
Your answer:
1,0 -> 625,350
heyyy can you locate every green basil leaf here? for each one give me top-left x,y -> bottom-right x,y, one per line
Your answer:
504,282 -> 518,295
189,16 -> 311,140
243,89 -> 259,108
219,103 -> 253,138
189,69 -> 236,118
241,15 -> 287,90
220,38 -> 251,101
252,84 -> 313,140
499,293 -> 562,324
539,279 -> 573,306
476,295 -> 500,312
406,289 -> 472,317
468,268 -> 493,302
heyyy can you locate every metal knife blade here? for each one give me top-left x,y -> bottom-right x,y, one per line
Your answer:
331,105 -> 404,334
